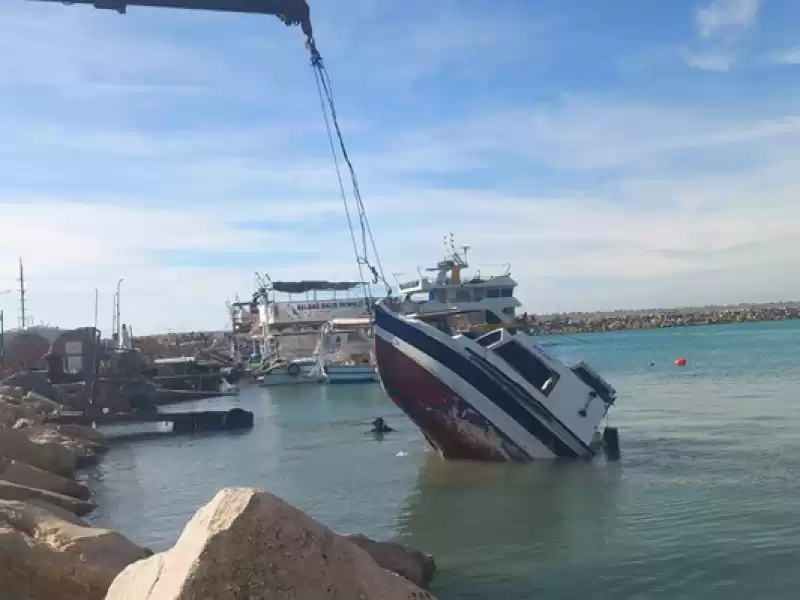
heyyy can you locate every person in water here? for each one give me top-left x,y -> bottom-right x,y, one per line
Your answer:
371,417 -> 394,434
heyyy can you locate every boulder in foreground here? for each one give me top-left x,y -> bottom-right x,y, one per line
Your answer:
342,533 -> 437,589
0,499 -> 150,600
105,487 -> 437,600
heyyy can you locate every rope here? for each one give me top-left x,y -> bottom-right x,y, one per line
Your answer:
306,40 -> 391,305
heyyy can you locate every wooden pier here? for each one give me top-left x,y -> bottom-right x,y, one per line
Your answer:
46,408 -> 254,433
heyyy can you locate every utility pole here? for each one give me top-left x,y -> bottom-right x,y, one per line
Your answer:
111,292 -> 117,341
17,258 -> 26,329
116,278 -> 123,340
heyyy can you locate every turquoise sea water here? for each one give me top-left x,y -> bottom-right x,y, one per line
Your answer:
84,320 -> 800,599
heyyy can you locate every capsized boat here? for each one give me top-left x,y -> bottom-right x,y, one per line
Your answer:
373,300 -> 618,461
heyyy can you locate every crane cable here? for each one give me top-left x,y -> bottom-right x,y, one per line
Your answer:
306,40 -> 390,308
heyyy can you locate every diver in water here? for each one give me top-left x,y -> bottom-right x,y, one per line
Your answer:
371,417 -> 394,434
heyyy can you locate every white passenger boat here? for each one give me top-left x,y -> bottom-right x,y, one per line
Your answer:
314,317 -> 378,384
249,278 -> 372,387
373,299 -> 618,462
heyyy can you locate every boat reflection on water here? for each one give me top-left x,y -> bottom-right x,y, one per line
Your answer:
395,453 -> 622,597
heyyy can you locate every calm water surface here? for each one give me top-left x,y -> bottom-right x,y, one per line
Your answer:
84,320 -> 800,599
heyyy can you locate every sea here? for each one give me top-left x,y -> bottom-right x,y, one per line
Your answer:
83,320 -> 800,600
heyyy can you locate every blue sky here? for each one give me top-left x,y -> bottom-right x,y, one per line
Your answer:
1,0 -> 799,333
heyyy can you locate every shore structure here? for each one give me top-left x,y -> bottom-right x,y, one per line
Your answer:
0,373 -> 438,600
524,303 -> 800,335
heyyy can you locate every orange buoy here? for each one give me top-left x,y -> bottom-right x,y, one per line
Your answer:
674,357 -> 687,367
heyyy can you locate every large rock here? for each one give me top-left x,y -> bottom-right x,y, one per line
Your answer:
0,396 -> 41,427
0,425 -> 80,476
105,487 -> 437,600
0,371 -> 60,402
0,480 -> 95,516
342,533 -> 437,589
23,424 -> 105,464
0,499 -> 149,600
54,423 -> 107,445
0,457 -> 91,500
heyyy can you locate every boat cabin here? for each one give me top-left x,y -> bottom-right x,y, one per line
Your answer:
315,317 -> 374,365
396,238 -> 521,327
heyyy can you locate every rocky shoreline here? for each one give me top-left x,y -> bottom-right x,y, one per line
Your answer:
0,379 -> 438,600
531,305 -> 800,334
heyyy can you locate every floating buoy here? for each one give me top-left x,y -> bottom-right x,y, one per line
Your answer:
674,357 -> 687,367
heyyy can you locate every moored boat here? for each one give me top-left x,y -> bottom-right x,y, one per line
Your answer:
314,317 -> 378,384
257,357 -> 325,386
373,300 -> 618,462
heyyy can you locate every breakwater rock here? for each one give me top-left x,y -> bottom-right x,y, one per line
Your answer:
0,374 -> 438,600
0,499 -> 150,600
106,487 -> 437,600
0,373 -> 137,600
530,304 -> 800,334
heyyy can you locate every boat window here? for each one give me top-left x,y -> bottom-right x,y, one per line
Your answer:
472,288 -> 485,301
433,289 -> 447,302
500,287 -> 514,298
571,364 -> 615,405
503,307 -> 515,316
485,311 -> 503,325
476,330 -> 502,347
486,288 -> 501,298
455,289 -> 471,302
493,341 -> 560,396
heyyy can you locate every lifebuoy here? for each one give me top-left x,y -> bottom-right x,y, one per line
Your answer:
287,362 -> 301,377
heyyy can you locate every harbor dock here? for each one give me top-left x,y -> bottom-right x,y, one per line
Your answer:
46,407 -> 254,432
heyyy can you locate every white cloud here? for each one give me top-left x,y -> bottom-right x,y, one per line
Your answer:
687,0 -> 763,71
685,50 -> 738,71
695,0 -> 763,37
766,46 -> 800,65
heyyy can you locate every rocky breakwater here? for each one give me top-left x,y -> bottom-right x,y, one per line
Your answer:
0,379 -> 152,600
107,487 -> 438,600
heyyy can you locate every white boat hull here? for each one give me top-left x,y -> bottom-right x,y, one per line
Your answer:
324,364 -> 378,384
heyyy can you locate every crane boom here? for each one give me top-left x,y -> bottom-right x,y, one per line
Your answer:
26,0 -> 313,38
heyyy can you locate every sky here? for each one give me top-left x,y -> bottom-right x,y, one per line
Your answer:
1,0 -> 799,334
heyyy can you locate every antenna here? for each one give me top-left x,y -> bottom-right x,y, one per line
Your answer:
17,258 -> 26,329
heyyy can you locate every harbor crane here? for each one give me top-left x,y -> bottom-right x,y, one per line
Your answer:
26,0 -> 314,41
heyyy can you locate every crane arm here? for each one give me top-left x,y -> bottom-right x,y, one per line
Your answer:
26,0 -> 313,39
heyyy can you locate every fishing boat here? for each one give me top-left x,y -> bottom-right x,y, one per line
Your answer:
372,299 -> 618,461
394,235 -> 521,333
313,317 -> 378,384
257,356 -> 325,386
250,278 -> 372,387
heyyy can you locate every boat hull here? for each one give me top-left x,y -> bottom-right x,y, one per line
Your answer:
373,301 -> 604,462
324,364 -> 378,384
374,333 -> 528,461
